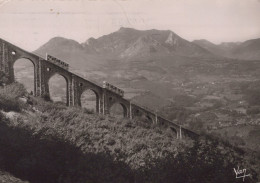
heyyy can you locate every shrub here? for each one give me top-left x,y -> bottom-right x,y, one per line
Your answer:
0,111 -> 5,121
0,71 -> 8,86
137,137 -> 258,183
0,96 -> 21,112
0,83 -> 27,112
246,106 -> 260,115
41,93 -> 52,102
83,108 -> 94,114
0,83 -> 26,98
247,106 -> 260,115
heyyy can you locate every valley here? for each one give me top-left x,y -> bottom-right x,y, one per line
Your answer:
13,27 -> 260,159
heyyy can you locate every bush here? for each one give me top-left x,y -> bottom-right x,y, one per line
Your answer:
0,83 -> 26,98
137,137 -> 258,183
0,71 -> 8,86
0,96 -> 21,112
247,106 -> 260,115
0,111 -> 5,121
0,83 -> 27,112
243,81 -> 260,106
41,93 -> 52,102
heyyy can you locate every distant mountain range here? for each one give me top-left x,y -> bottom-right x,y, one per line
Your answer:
33,27 -> 260,110
35,27 -> 260,63
35,27 -> 216,62
193,38 -> 260,60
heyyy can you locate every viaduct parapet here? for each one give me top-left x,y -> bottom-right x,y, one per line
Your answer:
0,38 -> 198,139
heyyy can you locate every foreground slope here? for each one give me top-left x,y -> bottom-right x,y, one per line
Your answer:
0,82 -> 259,183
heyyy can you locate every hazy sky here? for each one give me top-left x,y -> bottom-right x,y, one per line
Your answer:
0,0 -> 260,51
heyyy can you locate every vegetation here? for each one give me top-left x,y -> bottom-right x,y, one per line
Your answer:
0,71 -> 8,86
0,83 -> 27,112
0,170 -> 28,183
0,83 -> 258,182
242,80 -> 260,106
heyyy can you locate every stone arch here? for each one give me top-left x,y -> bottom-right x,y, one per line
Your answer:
12,57 -> 36,94
79,88 -> 100,112
109,102 -> 128,118
45,68 -> 71,84
13,56 -> 37,68
47,73 -> 69,105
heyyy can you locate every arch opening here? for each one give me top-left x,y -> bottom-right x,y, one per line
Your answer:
144,114 -> 153,123
170,127 -> 178,139
48,74 -> 68,105
80,89 -> 99,113
13,58 -> 35,94
133,109 -> 153,124
139,114 -> 153,123
110,103 -> 127,118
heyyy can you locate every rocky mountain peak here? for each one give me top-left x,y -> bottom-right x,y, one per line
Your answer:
165,32 -> 178,46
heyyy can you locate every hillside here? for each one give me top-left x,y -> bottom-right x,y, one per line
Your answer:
34,37 -> 107,71
193,38 -> 260,60
193,39 -> 230,57
15,29 -> 260,153
231,38 -> 260,60
0,82 -> 259,182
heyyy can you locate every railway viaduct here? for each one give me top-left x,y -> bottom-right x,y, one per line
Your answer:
0,38 -> 198,139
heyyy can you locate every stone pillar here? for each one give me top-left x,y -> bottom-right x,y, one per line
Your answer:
74,80 -> 83,107
0,42 -> 3,74
102,90 -> 111,115
98,96 -> 101,114
100,89 -> 106,115
68,76 -> 73,106
179,126 -> 182,139
34,58 -> 41,96
129,102 -> 132,119
0,42 -> 12,83
71,75 -> 75,106
39,60 -> 48,97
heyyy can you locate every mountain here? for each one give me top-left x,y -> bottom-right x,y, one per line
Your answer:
34,37 -> 108,70
33,27 -> 217,100
193,38 -> 260,60
193,39 -> 228,57
82,27 -> 215,59
231,38 -> 260,60
35,27 -> 215,63
218,41 -> 241,51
